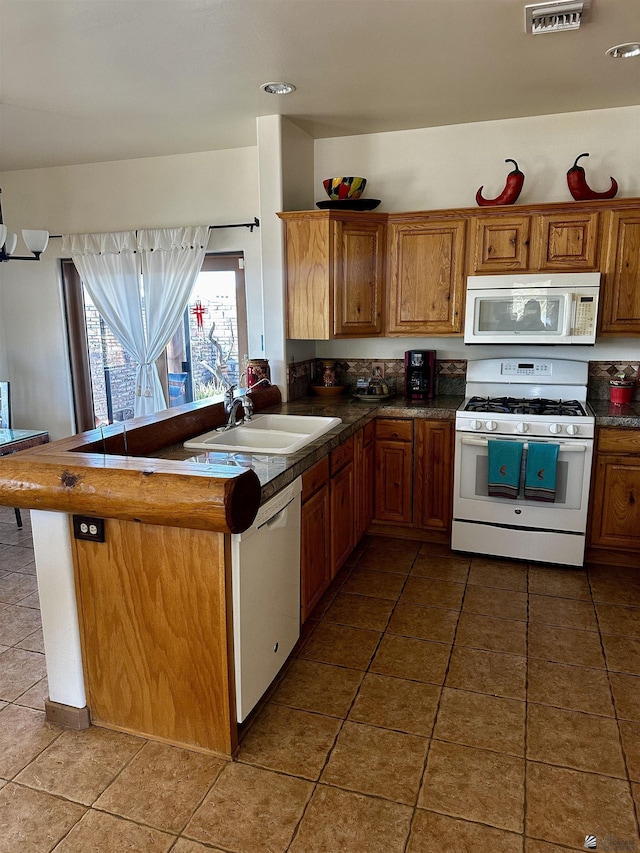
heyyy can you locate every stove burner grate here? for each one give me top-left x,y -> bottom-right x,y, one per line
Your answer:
465,396 -> 587,417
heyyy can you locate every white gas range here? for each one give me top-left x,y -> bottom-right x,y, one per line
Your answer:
452,358 -> 594,567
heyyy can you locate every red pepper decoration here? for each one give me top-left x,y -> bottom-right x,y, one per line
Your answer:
476,159 -> 525,206
567,153 -> 618,201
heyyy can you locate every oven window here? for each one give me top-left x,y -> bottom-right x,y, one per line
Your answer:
477,296 -> 563,334
473,453 -> 569,504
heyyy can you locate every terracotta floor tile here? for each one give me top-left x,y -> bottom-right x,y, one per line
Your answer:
0,571 -> 38,604
270,659 -> 363,717
400,576 -> 464,610
185,762 -> 313,852
619,720 -> 640,782
528,567 -> 591,600
0,604 -> 41,645
387,602 -> 458,643
16,626 -> 45,654
418,740 -> 525,832
299,621 -> 381,670
173,840 -> 227,853
590,575 -> 640,607
0,782 -> 85,853
348,673 -> 440,736
411,555 -> 470,583
610,672 -> 640,721
15,726 -> 144,805
94,740 -> 225,833
13,676 -> 48,711
445,646 -> 527,700
52,809 -> 174,852
433,688 -> 526,756
357,547 -> 415,573
528,623 -> 605,669
238,703 -> 341,779
526,762 -> 637,849
602,633 -> 640,675
0,647 -> 46,701
596,602 -> 640,637
524,840 -> 583,852
527,659 -> 614,717
370,635 -> 451,684
342,567 -> 406,600
455,612 -> 527,655
15,592 -> 40,610
467,560 -> 528,592
527,704 -> 626,778
0,704 -> 61,778
0,546 -> 35,572
289,784 -> 413,853
372,536 -> 422,555
323,591 -> 395,631
462,585 -> 528,621
407,809 -> 523,853
528,595 -> 598,632
321,720 -> 428,804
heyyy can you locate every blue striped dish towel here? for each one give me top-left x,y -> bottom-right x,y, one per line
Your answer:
487,440 -> 524,499
524,442 -> 560,502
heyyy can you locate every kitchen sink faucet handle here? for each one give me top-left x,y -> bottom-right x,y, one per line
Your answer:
224,384 -> 237,411
242,394 -> 254,421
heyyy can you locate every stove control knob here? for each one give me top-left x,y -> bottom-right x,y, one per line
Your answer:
566,424 -> 579,436
549,423 -> 563,434
470,420 -> 482,431
486,420 -> 498,431
516,423 -> 529,433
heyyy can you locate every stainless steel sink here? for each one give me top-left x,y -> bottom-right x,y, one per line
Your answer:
184,414 -> 342,455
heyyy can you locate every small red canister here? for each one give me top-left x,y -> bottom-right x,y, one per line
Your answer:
246,359 -> 271,389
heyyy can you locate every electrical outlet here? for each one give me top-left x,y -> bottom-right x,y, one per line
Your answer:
73,515 -> 105,542
372,362 -> 385,378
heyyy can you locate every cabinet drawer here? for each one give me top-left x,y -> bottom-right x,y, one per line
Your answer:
330,435 -> 354,474
375,419 -> 413,442
598,428 -> 640,455
302,456 -> 329,502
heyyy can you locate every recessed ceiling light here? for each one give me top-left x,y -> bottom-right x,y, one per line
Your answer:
606,42 -> 640,58
260,82 -> 296,95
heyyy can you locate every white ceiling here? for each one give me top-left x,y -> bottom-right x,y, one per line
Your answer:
1,0 -> 639,172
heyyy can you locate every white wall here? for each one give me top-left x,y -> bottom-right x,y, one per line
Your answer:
314,105 -> 640,364
0,146 -> 260,437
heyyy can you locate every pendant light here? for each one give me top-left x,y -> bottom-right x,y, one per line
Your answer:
0,189 -> 49,262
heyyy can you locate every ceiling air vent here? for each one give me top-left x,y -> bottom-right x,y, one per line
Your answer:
524,0 -> 590,34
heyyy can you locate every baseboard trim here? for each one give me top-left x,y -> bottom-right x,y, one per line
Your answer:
45,699 -> 91,730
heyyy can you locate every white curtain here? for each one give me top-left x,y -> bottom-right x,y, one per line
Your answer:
63,226 -> 209,417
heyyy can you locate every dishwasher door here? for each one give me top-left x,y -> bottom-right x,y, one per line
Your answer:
231,476 -> 302,723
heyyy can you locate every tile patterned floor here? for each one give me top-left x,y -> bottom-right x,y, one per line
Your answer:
1,508 -> 640,851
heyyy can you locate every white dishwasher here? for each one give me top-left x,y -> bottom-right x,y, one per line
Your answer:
231,476 -> 302,722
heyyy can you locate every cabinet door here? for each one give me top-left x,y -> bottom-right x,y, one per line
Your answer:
281,214 -> 331,340
301,484 -> 331,622
600,210 -> 640,335
387,217 -> 466,335
374,420 -> 413,525
531,210 -> 600,270
414,420 -> 453,533
331,462 -> 354,576
354,427 -> 375,542
470,215 -> 531,272
333,219 -> 385,337
589,455 -> 640,552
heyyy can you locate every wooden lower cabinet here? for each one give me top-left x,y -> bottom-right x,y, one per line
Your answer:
73,520 -> 237,756
301,458 -> 331,622
588,428 -> 640,560
330,436 -> 355,576
374,419 -> 414,525
414,419 -> 454,535
354,420 -> 375,541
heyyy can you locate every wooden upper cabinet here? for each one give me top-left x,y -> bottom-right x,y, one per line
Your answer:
600,208 -> 640,335
531,210 -> 600,270
470,215 -> 531,272
278,210 -> 386,340
387,216 -> 466,335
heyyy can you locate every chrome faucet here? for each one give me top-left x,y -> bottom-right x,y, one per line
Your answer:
223,384 -> 252,428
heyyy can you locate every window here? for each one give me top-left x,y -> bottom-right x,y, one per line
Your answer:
63,253 -> 247,432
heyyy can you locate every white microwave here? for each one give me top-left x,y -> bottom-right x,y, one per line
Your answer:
464,273 -> 601,345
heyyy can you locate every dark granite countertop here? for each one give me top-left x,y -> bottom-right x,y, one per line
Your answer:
156,394 -> 463,501
588,399 -> 640,428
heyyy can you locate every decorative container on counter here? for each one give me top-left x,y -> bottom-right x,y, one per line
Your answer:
609,373 -> 636,405
246,359 -> 270,389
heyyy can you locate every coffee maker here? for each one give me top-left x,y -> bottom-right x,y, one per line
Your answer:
404,350 -> 436,400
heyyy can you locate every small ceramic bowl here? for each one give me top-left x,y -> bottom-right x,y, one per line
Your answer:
323,177 -> 367,200
310,385 -> 346,397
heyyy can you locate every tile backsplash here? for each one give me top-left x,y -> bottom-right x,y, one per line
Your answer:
287,357 -> 639,401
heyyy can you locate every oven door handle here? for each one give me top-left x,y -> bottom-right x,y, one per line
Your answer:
459,436 -> 589,452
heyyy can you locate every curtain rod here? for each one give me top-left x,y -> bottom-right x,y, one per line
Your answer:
48,217 -> 260,239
